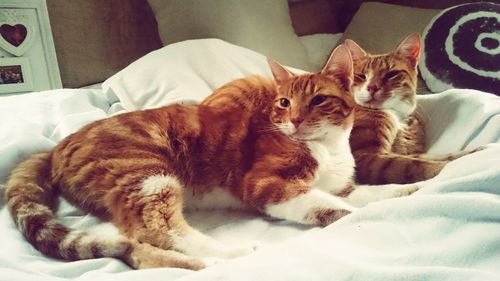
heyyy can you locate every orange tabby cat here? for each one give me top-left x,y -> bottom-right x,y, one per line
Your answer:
5,45 -> 417,270
345,34 -> 476,184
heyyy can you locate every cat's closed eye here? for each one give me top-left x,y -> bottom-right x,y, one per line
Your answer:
354,73 -> 366,82
310,95 -> 327,106
383,71 -> 401,80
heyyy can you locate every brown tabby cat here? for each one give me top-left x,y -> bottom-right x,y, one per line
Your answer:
345,34 -> 476,184
5,45 -> 417,270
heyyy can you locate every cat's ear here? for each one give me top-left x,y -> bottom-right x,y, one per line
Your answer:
395,33 -> 421,67
321,44 -> 354,91
268,58 -> 294,84
344,39 -> 367,61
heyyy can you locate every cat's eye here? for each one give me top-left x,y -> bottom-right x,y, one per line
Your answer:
310,95 -> 327,106
279,98 -> 290,108
354,73 -> 366,82
384,71 -> 400,80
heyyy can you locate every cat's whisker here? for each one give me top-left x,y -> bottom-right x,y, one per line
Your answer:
287,136 -> 301,143
258,126 -> 282,133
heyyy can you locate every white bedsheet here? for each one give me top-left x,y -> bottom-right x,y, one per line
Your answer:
1,82 -> 499,280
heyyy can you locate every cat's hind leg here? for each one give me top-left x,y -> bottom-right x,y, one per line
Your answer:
168,225 -> 259,259
123,240 -> 206,270
106,173 -> 256,268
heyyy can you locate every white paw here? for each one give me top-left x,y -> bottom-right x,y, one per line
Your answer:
471,145 -> 488,153
392,184 -> 420,197
224,240 -> 261,258
448,145 -> 488,161
202,257 -> 225,267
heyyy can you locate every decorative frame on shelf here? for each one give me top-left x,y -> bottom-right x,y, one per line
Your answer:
0,56 -> 33,93
0,0 -> 61,94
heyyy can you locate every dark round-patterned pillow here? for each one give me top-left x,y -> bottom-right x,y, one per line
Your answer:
419,2 -> 500,95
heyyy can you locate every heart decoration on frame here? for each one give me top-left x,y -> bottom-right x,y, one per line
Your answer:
0,21 -> 35,56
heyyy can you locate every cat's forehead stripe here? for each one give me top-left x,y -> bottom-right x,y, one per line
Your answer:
365,55 -> 393,70
289,76 -> 314,95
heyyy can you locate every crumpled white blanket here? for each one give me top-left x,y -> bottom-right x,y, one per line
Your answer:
0,58 -> 499,281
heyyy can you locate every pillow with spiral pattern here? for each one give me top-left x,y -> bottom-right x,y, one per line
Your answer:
419,2 -> 500,96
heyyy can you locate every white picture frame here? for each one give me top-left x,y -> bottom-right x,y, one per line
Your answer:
0,0 -> 61,92
0,56 -> 33,93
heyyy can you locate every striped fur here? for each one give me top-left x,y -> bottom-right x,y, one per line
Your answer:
345,34 -> 474,184
5,45 -> 420,270
6,152 -> 131,261
4,46 -> 352,269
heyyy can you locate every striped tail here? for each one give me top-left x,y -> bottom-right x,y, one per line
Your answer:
354,152 -> 447,184
5,152 -> 131,261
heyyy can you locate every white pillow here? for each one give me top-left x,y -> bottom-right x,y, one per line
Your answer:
103,39 -> 303,111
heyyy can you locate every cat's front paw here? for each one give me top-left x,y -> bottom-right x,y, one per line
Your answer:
446,145 -> 487,161
202,257 -> 225,267
463,145 -> 488,157
391,184 -> 420,197
126,242 -> 206,270
310,208 -> 351,227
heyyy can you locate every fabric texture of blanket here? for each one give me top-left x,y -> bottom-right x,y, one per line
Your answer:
0,39 -> 499,281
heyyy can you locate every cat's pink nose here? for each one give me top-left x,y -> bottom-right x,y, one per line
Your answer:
291,118 -> 303,128
367,84 -> 379,96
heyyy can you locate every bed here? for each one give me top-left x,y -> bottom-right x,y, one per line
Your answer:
1,1 -> 499,280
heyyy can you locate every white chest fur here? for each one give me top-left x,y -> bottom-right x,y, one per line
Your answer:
382,108 -> 407,131
306,128 -> 355,194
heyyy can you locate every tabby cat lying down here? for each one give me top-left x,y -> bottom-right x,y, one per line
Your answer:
5,45 -> 418,270
345,34 -> 479,184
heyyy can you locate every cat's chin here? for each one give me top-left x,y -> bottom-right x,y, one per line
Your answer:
355,96 -> 383,109
358,101 -> 383,110
289,135 -> 312,142
288,131 -> 327,142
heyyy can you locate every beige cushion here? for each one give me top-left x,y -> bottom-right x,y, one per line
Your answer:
47,0 -> 162,88
147,0 -> 312,71
340,2 -> 441,53
339,2 -> 441,93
